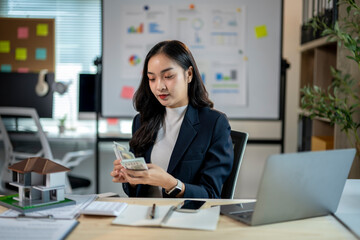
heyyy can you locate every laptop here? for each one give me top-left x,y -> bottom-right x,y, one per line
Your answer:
220,149 -> 356,226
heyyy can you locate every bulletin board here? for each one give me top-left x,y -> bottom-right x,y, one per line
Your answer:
0,17 -> 55,73
102,0 -> 283,119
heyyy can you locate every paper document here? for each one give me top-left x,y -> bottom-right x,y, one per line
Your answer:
80,201 -> 128,216
335,180 -> 360,238
112,205 -> 220,231
335,213 -> 360,238
0,218 -> 78,240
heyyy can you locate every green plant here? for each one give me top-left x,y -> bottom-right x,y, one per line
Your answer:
58,114 -> 67,127
300,0 -> 360,153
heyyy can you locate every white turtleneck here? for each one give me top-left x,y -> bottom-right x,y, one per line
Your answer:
151,105 -> 188,171
147,105 -> 187,197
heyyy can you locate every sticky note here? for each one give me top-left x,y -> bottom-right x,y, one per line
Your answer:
121,86 -> 135,99
0,41 -> 10,53
18,27 -> 29,39
15,48 -> 27,61
35,48 -> 47,60
255,25 -> 268,39
18,67 -> 29,73
107,118 -> 118,125
1,64 -> 11,72
37,24 -> 48,36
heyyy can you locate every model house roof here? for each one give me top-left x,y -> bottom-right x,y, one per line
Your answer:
9,157 -> 70,174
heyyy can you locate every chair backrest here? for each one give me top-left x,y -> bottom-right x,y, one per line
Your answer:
221,130 -> 249,199
0,107 -> 53,160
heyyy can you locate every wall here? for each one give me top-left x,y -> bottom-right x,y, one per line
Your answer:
283,0 -> 302,153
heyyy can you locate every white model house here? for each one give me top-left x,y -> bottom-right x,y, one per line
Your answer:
8,157 -> 70,207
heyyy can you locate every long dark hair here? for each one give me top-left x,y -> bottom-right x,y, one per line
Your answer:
130,40 -> 213,156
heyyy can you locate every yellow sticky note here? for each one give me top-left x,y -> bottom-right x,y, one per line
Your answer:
37,23 -> 48,36
255,25 -> 268,39
15,48 -> 27,61
0,41 -> 10,53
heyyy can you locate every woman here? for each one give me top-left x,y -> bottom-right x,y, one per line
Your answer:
111,40 -> 233,198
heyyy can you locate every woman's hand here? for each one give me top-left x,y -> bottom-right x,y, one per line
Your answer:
120,163 -> 177,191
110,159 -> 127,183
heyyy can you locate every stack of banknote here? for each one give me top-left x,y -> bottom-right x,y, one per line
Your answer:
113,141 -> 148,171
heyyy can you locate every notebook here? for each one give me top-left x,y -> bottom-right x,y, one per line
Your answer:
112,204 -> 220,231
221,149 -> 356,226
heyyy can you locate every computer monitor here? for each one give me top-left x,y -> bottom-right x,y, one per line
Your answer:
0,72 -> 54,118
78,73 -> 96,120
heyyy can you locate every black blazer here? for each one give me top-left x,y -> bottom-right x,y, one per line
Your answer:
123,104 -> 233,198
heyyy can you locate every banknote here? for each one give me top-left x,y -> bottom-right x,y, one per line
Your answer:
121,157 -> 148,171
113,141 -> 135,160
113,142 -> 147,171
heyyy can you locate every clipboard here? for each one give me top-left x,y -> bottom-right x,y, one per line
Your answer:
0,218 -> 79,239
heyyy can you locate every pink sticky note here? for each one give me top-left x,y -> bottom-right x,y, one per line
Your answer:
18,67 -> 29,73
107,118 -> 118,125
121,86 -> 135,99
18,27 -> 29,39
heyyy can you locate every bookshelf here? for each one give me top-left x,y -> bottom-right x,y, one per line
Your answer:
298,37 -> 337,152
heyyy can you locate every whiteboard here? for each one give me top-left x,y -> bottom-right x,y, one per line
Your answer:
102,0 -> 282,119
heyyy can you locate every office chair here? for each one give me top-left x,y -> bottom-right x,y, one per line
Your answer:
221,130 -> 249,199
0,107 -> 93,194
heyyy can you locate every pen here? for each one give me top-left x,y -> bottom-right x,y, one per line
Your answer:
160,205 -> 176,224
149,203 -> 156,219
160,202 -> 182,224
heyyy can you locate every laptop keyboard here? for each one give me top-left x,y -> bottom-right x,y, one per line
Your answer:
220,202 -> 255,224
233,210 -> 253,221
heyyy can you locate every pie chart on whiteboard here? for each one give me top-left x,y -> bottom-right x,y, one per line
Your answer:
129,55 -> 141,66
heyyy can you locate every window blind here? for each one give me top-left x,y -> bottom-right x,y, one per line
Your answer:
0,0 -> 101,123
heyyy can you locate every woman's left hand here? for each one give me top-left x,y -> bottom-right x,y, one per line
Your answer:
110,159 -> 128,183
120,163 -> 177,191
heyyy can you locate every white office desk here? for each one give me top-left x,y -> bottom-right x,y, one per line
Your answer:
0,127 -> 96,143
46,131 -> 96,143
0,181 -> 358,239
